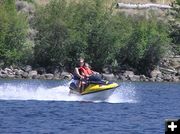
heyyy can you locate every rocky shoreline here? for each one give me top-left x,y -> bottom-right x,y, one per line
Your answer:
0,56 -> 179,82
0,62 -> 179,82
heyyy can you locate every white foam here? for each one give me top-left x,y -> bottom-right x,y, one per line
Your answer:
0,81 -> 137,103
107,83 -> 137,103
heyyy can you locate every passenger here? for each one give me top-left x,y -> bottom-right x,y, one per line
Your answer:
79,62 -> 102,82
78,63 -> 93,78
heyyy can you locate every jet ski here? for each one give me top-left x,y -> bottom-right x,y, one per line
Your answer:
69,79 -> 119,101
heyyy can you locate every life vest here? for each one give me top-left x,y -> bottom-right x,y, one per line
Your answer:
85,67 -> 93,75
79,66 -> 92,77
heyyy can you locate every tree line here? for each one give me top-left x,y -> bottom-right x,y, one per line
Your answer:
0,0 -> 179,75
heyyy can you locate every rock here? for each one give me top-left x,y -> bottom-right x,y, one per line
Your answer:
37,67 -> 46,75
61,71 -> 72,79
149,77 -> 155,82
162,74 -> 172,82
123,71 -> 134,78
118,75 -> 127,81
32,74 -> 40,79
16,0 -> 34,14
15,75 -> 22,79
102,73 -> 117,81
54,73 -> 61,79
129,75 -> 140,81
39,75 -> 46,79
0,74 -> 7,78
159,67 -> 177,74
140,75 -> 147,81
44,73 -> 54,79
1,69 -> 7,74
28,70 -> 38,78
4,68 -> 14,75
102,67 -> 111,74
155,77 -> 163,82
172,76 -> 179,82
14,69 -> 24,75
7,74 -> 15,79
24,65 -> 32,72
54,75 -> 61,80
150,69 -> 162,78
22,72 -> 28,78
177,69 -> 180,75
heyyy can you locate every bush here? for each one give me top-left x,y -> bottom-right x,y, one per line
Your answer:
34,0 -> 69,67
34,0 -> 170,74
116,16 -> 170,74
169,0 -> 180,55
0,0 -> 29,65
34,0 -> 131,71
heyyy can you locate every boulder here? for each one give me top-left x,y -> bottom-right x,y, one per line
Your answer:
155,77 -> 163,82
123,71 -> 134,78
7,74 -> 15,79
44,73 -> 54,79
22,72 -> 28,78
159,67 -> 177,74
150,69 -> 162,78
4,68 -> 14,75
162,74 -> 172,82
61,71 -> 72,79
54,73 -> 61,80
118,74 -> 127,81
28,70 -> 38,78
36,67 -> 46,75
24,65 -> 32,72
15,75 -> 22,79
102,67 -> 110,74
38,75 -> 46,79
140,75 -> 147,81
129,75 -> 140,81
14,69 -> 24,75
102,73 -> 117,81
32,74 -> 40,79
0,74 -> 7,78
1,69 -> 7,74
172,76 -> 179,82
149,77 -> 155,82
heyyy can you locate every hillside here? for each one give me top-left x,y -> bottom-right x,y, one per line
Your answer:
35,0 -> 174,5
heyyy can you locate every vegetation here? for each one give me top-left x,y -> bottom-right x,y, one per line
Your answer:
0,0 -> 29,65
169,0 -> 180,55
0,0 -> 177,75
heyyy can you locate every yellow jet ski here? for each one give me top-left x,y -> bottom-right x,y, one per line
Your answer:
69,80 -> 119,101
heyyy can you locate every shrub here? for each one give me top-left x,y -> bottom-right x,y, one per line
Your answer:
169,0 -> 180,55
117,16 -> 170,74
0,0 -> 29,65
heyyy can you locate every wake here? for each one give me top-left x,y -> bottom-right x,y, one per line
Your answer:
0,80 -> 137,103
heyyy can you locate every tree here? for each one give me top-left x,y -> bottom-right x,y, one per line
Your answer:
0,0 -> 28,65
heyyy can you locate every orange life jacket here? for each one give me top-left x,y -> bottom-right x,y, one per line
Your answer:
79,66 -> 92,77
85,67 -> 93,75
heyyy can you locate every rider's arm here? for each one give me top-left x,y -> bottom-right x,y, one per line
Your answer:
75,67 -> 84,79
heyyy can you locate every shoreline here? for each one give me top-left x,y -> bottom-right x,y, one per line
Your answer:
0,65 -> 179,82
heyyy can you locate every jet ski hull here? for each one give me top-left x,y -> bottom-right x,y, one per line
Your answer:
81,87 -> 116,101
69,82 -> 119,101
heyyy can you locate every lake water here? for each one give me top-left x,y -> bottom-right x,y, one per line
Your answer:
0,80 -> 180,134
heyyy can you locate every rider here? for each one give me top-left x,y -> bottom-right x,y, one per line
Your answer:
73,58 -> 86,92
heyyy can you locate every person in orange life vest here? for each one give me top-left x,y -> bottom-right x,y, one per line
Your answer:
79,63 -> 95,78
79,62 -> 102,83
